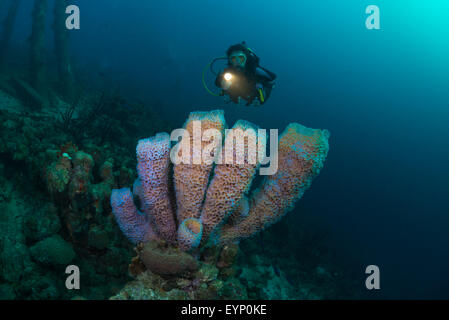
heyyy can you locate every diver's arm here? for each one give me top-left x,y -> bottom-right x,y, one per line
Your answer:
216,70 -> 240,104
263,82 -> 273,102
255,67 -> 276,82
253,77 -> 274,105
254,67 -> 275,104
215,73 -> 223,88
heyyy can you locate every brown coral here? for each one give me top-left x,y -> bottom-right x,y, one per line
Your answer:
138,240 -> 199,276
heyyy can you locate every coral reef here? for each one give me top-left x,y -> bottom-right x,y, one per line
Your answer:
30,234 -> 75,266
111,243 -> 247,300
138,241 -> 199,276
0,86 -> 172,300
0,23 -> 358,299
109,109 -> 330,300
111,110 -> 329,250
0,3 -> 352,300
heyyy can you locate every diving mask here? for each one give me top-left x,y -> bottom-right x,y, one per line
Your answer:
229,51 -> 247,68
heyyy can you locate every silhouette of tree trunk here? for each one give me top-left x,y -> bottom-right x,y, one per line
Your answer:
30,0 -> 47,94
53,0 -> 74,99
0,0 -> 21,70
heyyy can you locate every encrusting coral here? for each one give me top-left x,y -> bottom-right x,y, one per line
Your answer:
111,110 -> 330,254
0,71 -> 173,299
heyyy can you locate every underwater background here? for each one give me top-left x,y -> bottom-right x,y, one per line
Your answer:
0,0 -> 448,300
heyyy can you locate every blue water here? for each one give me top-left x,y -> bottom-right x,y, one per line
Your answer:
6,0 -> 449,298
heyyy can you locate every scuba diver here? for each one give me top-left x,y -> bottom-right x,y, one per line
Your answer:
203,42 -> 276,106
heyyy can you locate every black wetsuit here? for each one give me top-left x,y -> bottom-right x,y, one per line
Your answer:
215,67 -> 276,105
215,53 -> 276,106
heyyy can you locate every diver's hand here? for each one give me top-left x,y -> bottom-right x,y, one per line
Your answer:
221,78 -> 231,91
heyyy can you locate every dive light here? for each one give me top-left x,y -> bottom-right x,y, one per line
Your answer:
224,72 -> 233,81
221,72 -> 234,90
